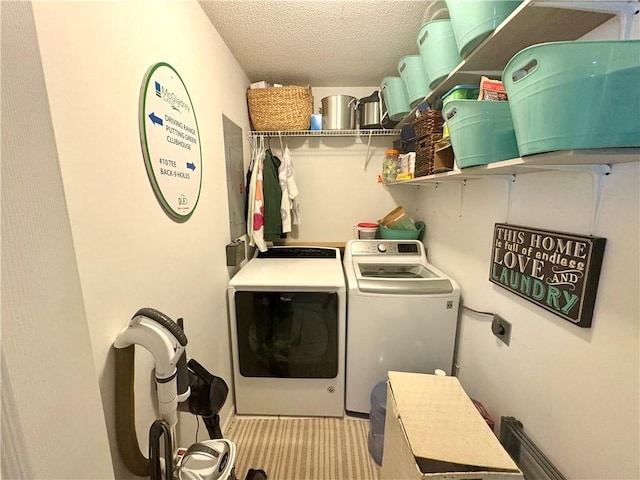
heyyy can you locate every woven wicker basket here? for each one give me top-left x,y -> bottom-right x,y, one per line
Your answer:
247,85 -> 313,131
415,134 -> 443,177
412,110 -> 444,138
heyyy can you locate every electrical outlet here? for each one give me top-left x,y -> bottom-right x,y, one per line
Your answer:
491,314 -> 511,346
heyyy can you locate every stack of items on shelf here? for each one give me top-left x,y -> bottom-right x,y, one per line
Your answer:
443,76 -> 518,169
380,0 -> 639,179
246,83 -> 397,132
413,110 -> 445,177
444,40 -> 640,169
379,0 -> 522,137
378,0 -> 523,180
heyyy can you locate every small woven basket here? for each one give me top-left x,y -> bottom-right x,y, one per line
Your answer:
415,134 -> 443,177
412,110 -> 444,138
247,85 -> 313,131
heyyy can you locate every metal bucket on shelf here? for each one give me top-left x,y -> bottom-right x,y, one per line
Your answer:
321,95 -> 357,130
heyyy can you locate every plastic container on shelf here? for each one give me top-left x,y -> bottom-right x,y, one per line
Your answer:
442,85 -> 480,107
382,149 -> 400,183
378,221 -> 425,240
503,40 -> 640,156
354,223 -> 378,240
443,99 -> 519,168
416,19 -> 462,89
381,76 -> 411,122
379,205 -> 415,230
446,0 -> 522,58
398,56 -> 431,108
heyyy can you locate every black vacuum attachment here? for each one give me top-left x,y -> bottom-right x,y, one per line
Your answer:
178,358 -> 229,439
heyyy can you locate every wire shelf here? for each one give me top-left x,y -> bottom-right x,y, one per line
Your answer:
249,129 -> 401,138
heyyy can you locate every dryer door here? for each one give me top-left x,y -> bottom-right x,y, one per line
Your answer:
233,291 -> 339,379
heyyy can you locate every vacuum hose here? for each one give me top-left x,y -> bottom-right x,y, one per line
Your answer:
115,345 -> 150,477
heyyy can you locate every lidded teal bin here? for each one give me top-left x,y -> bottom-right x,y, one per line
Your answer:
446,0 -> 522,58
381,76 -> 411,122
443,100 -> 519,168
397,55 -> 431,108
417,20 -> 462,89
503,40 -> 640,156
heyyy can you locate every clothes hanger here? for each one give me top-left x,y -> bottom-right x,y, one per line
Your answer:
278,132 -> 285,158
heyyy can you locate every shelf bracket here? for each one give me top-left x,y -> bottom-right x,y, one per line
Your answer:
531,1 -> 640,40
363,130 -> 374,171
504,175 -> 516,223
589,166 -> 611,235
518,163 -> 611,234
458,180 -> 467,217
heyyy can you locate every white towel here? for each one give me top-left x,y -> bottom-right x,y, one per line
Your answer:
247,149 -> 267,252
278,146 -> 301,233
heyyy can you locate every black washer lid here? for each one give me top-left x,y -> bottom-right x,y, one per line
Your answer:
257,247 -> 338,259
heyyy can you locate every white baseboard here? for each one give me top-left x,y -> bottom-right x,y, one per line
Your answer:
220,405 -> 236,435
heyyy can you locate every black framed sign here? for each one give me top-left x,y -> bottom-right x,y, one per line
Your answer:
490,223 -> 606,327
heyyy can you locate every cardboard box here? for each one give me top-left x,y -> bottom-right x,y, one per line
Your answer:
433,141 -> 454,173
381,372 -> 523,480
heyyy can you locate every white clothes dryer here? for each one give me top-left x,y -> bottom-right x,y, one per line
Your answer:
343,240 -> 460,414
227,246 -> 346,417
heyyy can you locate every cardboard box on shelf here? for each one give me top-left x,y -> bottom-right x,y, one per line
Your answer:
433,140 -> 454,173
381,372 -> 523,480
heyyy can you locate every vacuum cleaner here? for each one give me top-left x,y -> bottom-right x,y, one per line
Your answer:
114,307 -> 266,480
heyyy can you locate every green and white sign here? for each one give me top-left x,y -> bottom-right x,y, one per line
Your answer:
139,62 -> 202,220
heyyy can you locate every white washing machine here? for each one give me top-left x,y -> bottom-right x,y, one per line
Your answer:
343,239 -> 460,414
227,246 -> 346,417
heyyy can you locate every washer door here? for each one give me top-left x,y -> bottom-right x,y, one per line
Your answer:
355,263 -> 453,294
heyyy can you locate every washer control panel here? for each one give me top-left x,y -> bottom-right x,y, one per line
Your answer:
349,240 -> 422,256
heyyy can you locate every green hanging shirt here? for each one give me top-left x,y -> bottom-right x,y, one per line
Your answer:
263,149 -> 282,241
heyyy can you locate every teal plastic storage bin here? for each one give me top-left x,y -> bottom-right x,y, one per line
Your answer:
381,76 -> 411,122
442,85 -> 480,107
443,100 -> 519,168
503,40 -> 640,156
378,221 -> 425,240
446,0 -> 521,58
417,20 -> 462,89
398,55 -> 431,108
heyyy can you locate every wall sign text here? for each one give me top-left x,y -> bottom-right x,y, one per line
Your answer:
139,62 -> 202,221
490,224 -> 606,327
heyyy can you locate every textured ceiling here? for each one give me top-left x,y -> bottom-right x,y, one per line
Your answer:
198,0 -> 441,87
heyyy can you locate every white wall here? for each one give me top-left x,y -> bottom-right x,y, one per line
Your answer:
1,2 -> 114,477
414,15 -> 640,479
26,1 -> 251,477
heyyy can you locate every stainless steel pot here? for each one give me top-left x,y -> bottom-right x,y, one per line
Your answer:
358,91 -> 383,129
321,95 -> 357,130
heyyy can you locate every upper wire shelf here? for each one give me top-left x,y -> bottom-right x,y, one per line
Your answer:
248,129 -> 401,138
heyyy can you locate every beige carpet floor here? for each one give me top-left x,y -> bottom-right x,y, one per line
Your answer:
225,416 -> 381,480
